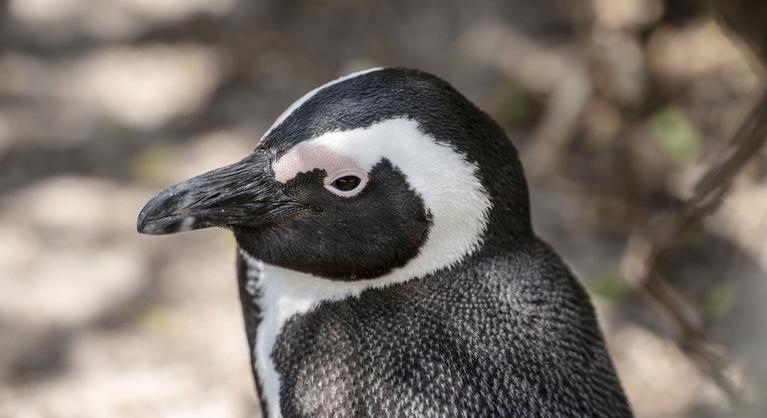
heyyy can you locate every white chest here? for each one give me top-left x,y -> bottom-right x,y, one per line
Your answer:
243,254 -> 420,418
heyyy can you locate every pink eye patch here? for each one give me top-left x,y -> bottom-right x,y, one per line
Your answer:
272,143 -> 369,197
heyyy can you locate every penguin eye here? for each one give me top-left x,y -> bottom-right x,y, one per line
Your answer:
330,175 -> 361,192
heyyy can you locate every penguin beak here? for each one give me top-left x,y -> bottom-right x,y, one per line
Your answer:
137,151 -> 304,235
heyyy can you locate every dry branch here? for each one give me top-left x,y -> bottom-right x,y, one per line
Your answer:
620,88 -> 767,406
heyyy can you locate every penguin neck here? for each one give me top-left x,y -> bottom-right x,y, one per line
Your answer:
239,235 -> 539,417
240,250 -> 461,418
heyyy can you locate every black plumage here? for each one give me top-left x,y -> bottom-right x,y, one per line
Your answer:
139,68 -> 633,417
245,241 -> 631,417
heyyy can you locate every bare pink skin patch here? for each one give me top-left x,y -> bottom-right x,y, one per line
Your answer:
272,143 -> 369,197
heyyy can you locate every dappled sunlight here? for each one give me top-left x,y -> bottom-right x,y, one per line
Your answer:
1,1 -> 766,417
10,0 -> 236,40
69,45 -> 221,129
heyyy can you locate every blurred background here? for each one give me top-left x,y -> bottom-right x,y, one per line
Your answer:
1,0 -> 766,417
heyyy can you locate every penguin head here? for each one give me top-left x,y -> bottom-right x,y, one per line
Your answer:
138,68 -> 531,280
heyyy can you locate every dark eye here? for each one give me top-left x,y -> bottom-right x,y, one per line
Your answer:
331,175 -> 361,192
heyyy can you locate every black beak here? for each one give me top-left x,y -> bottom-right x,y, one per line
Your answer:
137,151 -> 304,235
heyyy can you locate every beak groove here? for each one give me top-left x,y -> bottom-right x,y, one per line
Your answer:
137,152 -> 302,235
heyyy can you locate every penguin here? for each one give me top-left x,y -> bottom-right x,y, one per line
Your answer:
137,67 -> 633,418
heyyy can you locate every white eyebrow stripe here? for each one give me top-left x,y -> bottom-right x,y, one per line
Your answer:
248,118 -> 492,417
259,67 -> 384,142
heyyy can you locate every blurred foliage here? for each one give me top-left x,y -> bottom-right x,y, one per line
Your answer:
588,269 -> 634,303
129,143 -> 177,184
492,83 -> 543,129
651,106 -> 702,166
702,283 -> 737,319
